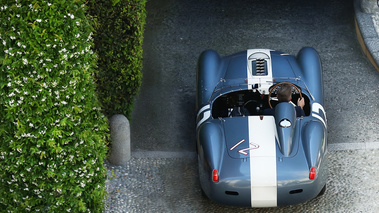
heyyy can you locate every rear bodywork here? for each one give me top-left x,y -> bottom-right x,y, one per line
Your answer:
196,48 -> 328,207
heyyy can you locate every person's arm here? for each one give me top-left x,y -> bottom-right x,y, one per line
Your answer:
297,97 -> 305,109
296,97 -> 305,117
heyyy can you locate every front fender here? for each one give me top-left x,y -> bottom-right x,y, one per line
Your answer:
196,50 -> 222,110
296,47 -> 323,104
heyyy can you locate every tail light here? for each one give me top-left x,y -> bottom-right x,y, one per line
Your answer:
309,167 -> 316,180
212,169 -> 219,182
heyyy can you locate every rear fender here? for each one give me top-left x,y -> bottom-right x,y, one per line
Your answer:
197,120 -> 225,173
302,120 -> 326,169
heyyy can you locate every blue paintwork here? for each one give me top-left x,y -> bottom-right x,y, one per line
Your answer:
275,102 -> 297,157
196,47 -> 328,207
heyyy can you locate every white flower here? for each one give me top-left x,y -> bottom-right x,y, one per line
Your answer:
22,58 -> 28,65
47,2 -> 52,6
36,19 -> 41,23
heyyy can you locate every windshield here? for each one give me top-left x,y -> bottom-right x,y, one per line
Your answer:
210,77 -> 313,101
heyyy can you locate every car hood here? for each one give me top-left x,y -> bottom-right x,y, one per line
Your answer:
223,116 -> 279,159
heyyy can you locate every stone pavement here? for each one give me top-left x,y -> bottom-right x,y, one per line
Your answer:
103,0 -> 379,212
103,148 -> 379,213
355,0 -> 379,71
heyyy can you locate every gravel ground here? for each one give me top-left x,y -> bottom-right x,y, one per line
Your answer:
103,148 -> 379,213
103,0 -> 379,212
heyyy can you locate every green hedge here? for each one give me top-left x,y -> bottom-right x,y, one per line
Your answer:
0,1 -> 108,212
88,0 -> 147,119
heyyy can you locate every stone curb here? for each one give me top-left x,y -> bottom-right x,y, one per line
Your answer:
354,0 -> 379,71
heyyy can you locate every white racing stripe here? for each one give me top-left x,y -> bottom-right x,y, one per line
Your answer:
249,116 -> 277,207
196,105 -> 211,128
246,49 -> 274,95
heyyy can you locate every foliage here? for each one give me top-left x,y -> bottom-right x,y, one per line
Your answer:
0,1 -> 109,212
88,0 -> 147,119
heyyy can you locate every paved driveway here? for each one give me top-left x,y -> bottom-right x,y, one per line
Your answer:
131,0 -> 379,152
119,1 -> 379,211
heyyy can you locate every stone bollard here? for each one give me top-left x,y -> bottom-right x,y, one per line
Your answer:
108,114 -> 131,166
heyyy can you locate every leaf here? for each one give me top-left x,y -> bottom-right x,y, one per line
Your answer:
54,34 -> 62,40
112,0 -> 121,6
41,29 -> 47,37
60,117 -> 68,127
40,152 -> 46,160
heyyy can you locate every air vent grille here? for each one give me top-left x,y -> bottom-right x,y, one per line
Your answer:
256,59 -> 266,74
252,59 -> 268,76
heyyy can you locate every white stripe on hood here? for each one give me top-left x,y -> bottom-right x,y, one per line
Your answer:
249,116 -> 277,207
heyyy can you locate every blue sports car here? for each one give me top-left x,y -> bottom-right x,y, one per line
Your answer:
196,47 -> 328,207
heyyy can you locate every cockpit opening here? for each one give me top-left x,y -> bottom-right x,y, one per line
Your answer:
211,89 -> 310,118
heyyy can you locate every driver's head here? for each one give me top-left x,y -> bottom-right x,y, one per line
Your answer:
277,84 -> 292,102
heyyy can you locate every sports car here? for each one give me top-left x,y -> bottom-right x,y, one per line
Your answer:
196,47 -> 328,207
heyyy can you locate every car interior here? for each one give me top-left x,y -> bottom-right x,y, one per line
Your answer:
211,88 -> 310,118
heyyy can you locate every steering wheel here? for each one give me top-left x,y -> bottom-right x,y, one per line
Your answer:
268,82 -> 302,109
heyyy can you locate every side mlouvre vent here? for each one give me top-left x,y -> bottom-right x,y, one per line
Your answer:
252,59 -> 268,76
256,59 -> 266,75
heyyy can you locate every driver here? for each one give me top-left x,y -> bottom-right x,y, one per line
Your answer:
265,84 -> 305,117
